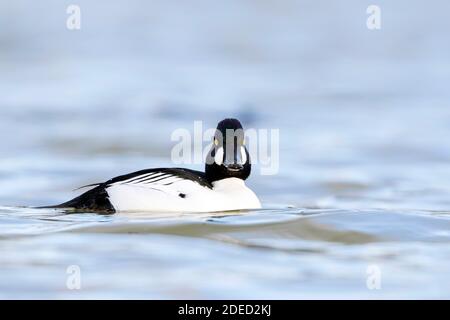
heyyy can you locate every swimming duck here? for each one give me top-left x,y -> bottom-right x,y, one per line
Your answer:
48,118 -> 261,213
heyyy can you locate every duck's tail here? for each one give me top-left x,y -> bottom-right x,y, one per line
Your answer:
36,185 -> 115,213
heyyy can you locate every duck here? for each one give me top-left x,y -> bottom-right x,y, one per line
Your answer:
46,118 -> 261,213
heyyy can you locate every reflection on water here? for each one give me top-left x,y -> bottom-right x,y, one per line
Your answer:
1,0 -> 450,298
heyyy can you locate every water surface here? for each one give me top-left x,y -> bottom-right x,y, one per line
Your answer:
1,0 -> 450,299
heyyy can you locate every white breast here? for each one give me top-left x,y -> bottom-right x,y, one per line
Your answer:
106,177 -> 261,213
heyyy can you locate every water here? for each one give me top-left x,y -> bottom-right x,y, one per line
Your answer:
1,0 -> 450,299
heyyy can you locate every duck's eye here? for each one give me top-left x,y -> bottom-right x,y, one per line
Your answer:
214,138 -> 219,146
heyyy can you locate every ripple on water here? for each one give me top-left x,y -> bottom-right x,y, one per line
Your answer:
1,203 -> 450,299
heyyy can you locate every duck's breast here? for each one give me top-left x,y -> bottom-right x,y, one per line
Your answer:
106,177 -> 261,213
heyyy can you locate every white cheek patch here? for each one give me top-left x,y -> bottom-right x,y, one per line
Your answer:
241,146 -> 247,163
215,147 -> 224,165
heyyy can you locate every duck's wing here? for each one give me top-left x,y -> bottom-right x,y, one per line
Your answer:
104,168 -> 212,189
43,168 -> 211,213
103,168 -> 214,212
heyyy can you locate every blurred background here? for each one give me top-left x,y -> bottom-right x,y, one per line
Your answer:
1,0 -> 450,299
0,0 -> 449,209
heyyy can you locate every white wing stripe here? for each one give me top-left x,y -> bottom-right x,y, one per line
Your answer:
110,170 -> 205,189
116,173 -> 183,187
131,173 -> 167,184
137,174 -> 174,184
111,173 -> 157,185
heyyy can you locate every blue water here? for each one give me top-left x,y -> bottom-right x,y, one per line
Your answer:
1,0 -> 450,299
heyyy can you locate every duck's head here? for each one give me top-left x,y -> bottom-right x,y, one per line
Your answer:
205,118 -> 251,182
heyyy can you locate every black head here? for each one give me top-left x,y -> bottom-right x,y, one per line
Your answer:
205,118 -> 251,182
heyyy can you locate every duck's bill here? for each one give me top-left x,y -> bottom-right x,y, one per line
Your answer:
223,152 -> 245,171
224,163 -> 244,171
